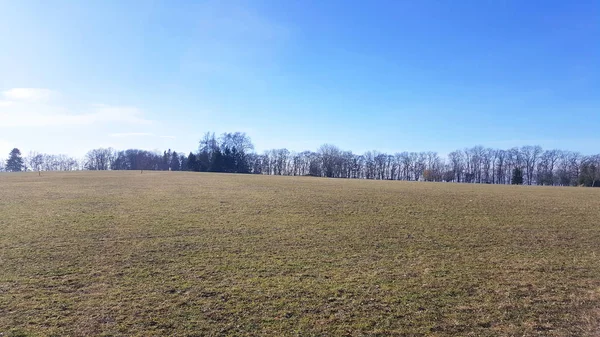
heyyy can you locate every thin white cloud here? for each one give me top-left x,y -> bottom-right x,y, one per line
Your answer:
110,132 -> 154,138
2,88 -> 57,101
0,106 -> 151,127
0,89 -> 152,128
160,135 -> 176,139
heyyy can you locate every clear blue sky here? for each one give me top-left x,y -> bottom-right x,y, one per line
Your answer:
1,0 -> 598,157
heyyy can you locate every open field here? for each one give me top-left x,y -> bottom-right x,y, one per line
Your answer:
1,171 -> 599,336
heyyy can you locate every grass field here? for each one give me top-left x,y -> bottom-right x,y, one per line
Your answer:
1,171 -> 599,336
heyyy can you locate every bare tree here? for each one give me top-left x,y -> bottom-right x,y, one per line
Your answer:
580,155 -> 600,187
85,148 -> 116,170
521,145 -> 543,185
27,151 -> 44,173
494,150 -> 507,184
319,144 -> 342,178
537,150 -> 560,186
447,151 -> 464,182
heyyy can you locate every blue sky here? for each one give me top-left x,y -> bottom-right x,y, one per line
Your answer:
1,0 -> 598,157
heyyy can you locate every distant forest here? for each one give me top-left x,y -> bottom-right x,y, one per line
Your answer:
2,132 -> 600,187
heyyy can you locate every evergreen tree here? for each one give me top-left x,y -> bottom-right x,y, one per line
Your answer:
162,150 -> 172,171
209,148 -> 224,172
222,147 -> 234,173
187,152 -> 199,171
170,151 -> 180,171
230,146 -> 240,172
6,148 -> 24,172
511,167 -> 524,185
197,151 -> 210,172
180,154 -> 187,171
232,146 -> 250,173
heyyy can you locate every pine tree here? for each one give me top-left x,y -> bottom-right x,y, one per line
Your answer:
170,151 -> 180,171
222,147 -> 234,173
197,152 -> 210,172
209,148 -> 224,172
511,167 -> 524,185
179,154 -> 188,172
6,148 -> 24,172
187,152 -> 198,171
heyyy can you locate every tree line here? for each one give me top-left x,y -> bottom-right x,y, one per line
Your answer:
2,132 -> 600,187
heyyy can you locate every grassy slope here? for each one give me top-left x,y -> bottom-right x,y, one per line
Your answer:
0,171 -> 599,336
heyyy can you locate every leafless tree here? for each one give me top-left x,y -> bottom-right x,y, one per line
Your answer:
447,151 -> 464,182
85,148 -> 116,170
521,145 -> 542,185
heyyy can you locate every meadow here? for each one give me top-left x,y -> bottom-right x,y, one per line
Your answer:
0,171 -> 599,336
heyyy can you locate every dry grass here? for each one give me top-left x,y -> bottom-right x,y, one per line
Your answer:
1,171 -> 599,336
